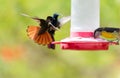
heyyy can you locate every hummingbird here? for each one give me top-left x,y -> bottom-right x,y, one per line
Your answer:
22,13 -> 71,49
47,13 -> 61,49
48,13 -> 71,49
94,27 -> 120,44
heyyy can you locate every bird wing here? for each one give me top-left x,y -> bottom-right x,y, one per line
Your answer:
58,16 -> 71,27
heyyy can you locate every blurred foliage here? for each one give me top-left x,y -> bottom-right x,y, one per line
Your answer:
0,0 -> 120,78
100,0 -> 120,27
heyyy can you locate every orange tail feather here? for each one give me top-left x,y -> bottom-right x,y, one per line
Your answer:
27,26 -> 53,45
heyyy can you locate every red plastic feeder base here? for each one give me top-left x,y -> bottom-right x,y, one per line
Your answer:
61,38 -> 109,50
53,32 -> 117,50
53,37 -> 109,50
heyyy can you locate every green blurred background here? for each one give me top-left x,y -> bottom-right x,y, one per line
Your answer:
0,0 -> 120,78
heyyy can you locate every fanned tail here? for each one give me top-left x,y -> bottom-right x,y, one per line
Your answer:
26,26 -> 53,45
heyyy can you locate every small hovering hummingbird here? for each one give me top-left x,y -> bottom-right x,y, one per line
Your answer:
22,13 -> 71,49
47,13 -> 71,49
94,27 -> 120,44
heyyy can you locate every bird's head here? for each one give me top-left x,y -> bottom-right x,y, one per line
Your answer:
53,13 -> 59,19
46,16 -> 53,22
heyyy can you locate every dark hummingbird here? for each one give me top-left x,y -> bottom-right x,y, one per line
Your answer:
47,13 -> 71,49
47,13 -> 60,49
22,13 -> 70,49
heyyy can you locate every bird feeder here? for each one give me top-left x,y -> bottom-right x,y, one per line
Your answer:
53,0 -> 117,50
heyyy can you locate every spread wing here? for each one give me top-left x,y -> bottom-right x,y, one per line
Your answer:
59,16 -> 71,27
